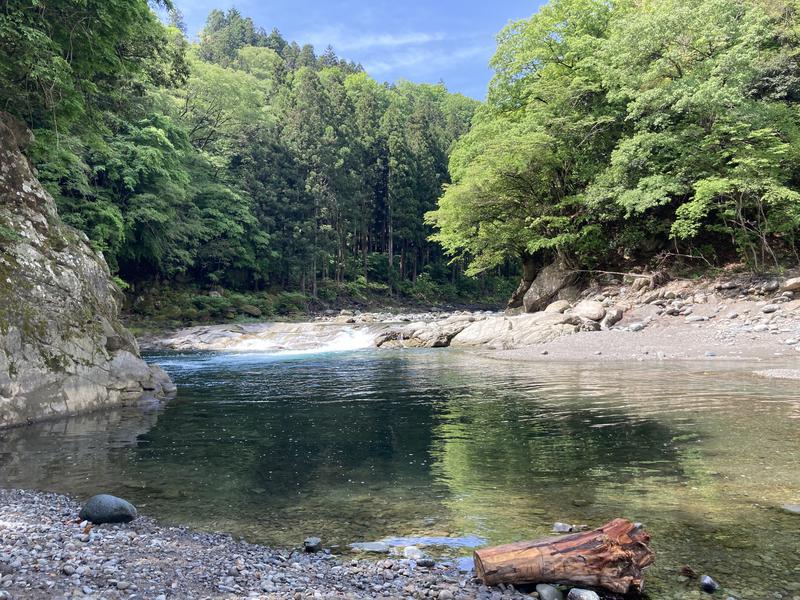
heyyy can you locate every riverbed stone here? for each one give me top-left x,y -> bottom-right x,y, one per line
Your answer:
536,583 -> 564,600
783,277 -> 800,292
762,304 -> 780,314
566,589 -> 599,600
349,542 -> 390,553
700,575 -> 720,593
545,300 -> 571,314
601,306 -> 623,329
79,494 -> 137,524
303,537 -> 322,552
573,300 -> 606,322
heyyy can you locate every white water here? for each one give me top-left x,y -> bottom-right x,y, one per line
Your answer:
223,325 -> 379,356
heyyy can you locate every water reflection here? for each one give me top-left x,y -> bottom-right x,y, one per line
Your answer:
1,351 -> 799,597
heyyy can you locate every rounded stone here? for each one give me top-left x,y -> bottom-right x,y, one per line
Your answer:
700,575 -> 720,593
544,300 -> 571,314
573,300 -> 606,322
536,583 -> 565,600
303,537 -> 322,552
567,589 -> 600,600
78,494 -> 137,524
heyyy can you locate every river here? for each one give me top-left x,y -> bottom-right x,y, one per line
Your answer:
1,342 -> 799,598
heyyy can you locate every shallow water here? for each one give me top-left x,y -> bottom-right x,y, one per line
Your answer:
2,349 -> 800,597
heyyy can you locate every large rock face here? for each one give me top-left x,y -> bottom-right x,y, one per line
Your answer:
522,260 -> 580,313
450,312 -> 581,349
0,112 -> 174,428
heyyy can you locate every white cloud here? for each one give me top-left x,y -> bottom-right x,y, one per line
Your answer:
363,44 -> 492,77
304,26 -> 447,52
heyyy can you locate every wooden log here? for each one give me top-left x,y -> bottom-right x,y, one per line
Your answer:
473,519 -> 654,594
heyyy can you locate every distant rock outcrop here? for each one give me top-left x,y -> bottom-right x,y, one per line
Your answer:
0,112 -> 174,428
522,260 -> 580,313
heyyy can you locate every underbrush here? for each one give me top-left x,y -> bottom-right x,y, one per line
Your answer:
123,273 -> 515,330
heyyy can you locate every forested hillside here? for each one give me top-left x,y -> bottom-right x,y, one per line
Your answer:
4,0 -> 800,322
1,1 -> 500,320
429,0 -> 800,301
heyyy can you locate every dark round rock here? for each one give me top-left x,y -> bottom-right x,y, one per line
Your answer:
303,536 -> 322,552
78,494 -> 137,524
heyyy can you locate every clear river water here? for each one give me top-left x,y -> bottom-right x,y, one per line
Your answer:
1,345 -> 799,598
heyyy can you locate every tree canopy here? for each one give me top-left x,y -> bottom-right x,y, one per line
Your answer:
428,0 -> 800,273
1,2 -> 493,307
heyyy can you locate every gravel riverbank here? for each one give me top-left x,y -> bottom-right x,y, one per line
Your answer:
0,489 -> 527,600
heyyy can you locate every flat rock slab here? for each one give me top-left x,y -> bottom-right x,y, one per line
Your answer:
782,503 -> 800,514
349,542 -> 390,553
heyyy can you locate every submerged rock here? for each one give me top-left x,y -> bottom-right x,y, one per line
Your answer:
0,112 -> 174,427
79,494 -> 137,524
303,536 -> 322,552
349,541 -> 390,553
700,575 -> 720,593
402,546 -> 424,560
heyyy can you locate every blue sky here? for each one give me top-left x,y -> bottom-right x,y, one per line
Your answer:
171,1 -> 544,99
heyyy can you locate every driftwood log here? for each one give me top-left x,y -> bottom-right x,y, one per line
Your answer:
473,519 -> 654,594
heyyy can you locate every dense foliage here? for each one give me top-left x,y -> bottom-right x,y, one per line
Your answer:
429,0 -> 800,274
1,2 -> 503,310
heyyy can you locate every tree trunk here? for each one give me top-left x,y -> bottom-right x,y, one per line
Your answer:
473,519 -> 654,595
507,253 -> 538,309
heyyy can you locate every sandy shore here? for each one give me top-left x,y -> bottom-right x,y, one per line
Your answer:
0,489 -> 529,600
490,320 -> 800,364
487,294 -> 800,381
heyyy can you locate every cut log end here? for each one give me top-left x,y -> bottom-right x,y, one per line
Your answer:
473,519 -> 654,594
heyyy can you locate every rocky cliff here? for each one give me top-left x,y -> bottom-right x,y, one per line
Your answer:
0,112 -> 174,428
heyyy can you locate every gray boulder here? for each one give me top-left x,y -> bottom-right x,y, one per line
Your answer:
573,300 -> 606,322
567,590 -> 600,600
544,300 -> 571,313
523,260 -> 579,313
303,537 -> 322,552
783,277 -> 800,292
451,312 -> 580,349
239,304 -> 262,318
79,494 -> 137,524
536,584 -> 564,600
349,542 -> 390,553
601,306 -> 623,329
